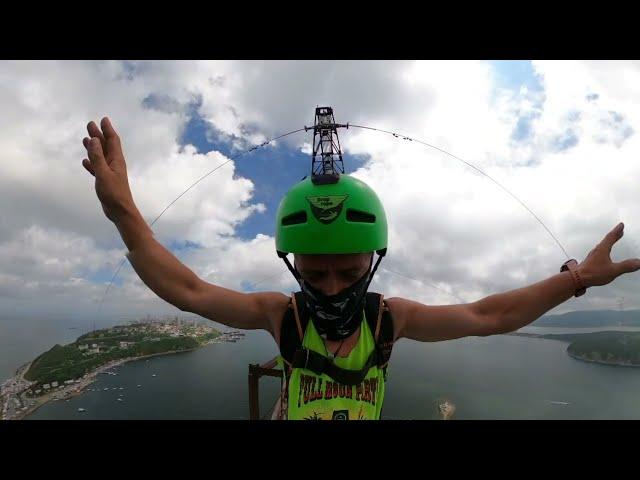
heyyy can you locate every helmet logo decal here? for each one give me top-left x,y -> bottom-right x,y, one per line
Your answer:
306,195 -> 348,224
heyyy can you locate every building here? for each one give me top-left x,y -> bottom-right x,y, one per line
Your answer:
78,344 -> 88,351
51,382 -> 59,388
43,384 -> 50,390
119,341 -> 135,348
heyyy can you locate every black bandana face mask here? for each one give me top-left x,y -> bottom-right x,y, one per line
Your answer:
296,258 -> 373,341
277,249 -> 386,342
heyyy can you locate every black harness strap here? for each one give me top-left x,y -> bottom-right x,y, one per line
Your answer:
279,292 -> 310,370
364,291 -> 393,366
291,345 -> 382,386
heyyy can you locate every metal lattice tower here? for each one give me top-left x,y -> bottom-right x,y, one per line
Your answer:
305,107 -> 349,177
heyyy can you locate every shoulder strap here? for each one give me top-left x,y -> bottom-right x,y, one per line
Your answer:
279,292 -> 309,368
364,292 -> 395,368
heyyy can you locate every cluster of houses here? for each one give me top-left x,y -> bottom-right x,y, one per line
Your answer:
30,378 -> 82,396
77,340 -> 136,356
76,321 -> 212,357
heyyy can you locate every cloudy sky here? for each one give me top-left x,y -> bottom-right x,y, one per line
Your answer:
1,60 -> 639,329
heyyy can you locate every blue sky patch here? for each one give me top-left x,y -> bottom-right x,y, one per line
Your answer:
490,61 -> 545,145
168,240 -> 204,252
177,106 -> 369,241
511,114 -> 536,142
489,60 -> 544,95
553,129 -> 579,151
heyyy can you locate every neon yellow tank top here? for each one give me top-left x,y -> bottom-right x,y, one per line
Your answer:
281,311 -> 387,420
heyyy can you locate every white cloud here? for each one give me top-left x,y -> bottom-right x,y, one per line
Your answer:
0,61 -> 268,320
1,60 -> 639,328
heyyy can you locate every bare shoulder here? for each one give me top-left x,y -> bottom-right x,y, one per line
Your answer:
248,291 -> 291,346
187,281 -> 291,338
383,296 -> 417,342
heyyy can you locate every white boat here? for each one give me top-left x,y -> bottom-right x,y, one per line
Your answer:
550,401 -> 570,406
117,398 -> 123,402
152,374 -> 157,377
136,385 -> 141,388
78,408 -> 86,412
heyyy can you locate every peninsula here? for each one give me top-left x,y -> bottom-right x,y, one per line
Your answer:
0,319 -> 245,420
509,330 -> 640,367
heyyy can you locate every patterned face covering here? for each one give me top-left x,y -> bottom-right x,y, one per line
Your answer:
297,258 -> 373,341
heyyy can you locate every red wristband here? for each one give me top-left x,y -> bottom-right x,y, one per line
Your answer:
560,259 -> 587,297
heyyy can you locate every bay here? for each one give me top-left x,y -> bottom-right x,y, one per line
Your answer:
22,327 -> 640,420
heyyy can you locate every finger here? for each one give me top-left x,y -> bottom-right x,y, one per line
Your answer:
599,222 -> 624,253
82,159 -> 95,177
87,121 -> 107,150
87,137 -> 109,175
614,258 -> 640,275
100,117 -> 122,154
83,137 -> 91,149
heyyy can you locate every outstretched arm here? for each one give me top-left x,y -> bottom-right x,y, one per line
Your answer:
390,223 -> 640,342
82,117 -> 286,334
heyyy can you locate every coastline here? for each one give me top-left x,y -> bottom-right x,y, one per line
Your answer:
566,350 -> 640,368
509,332 -> 640,368
8,345 -> 208,420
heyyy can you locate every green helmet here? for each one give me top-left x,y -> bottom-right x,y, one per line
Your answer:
275,174 -> 388,255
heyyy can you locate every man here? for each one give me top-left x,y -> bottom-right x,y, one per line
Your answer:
82,117 -> 640,420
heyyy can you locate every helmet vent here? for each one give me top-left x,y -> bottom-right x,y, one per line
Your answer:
281,211 -> 307,226
346,209 -> 376,223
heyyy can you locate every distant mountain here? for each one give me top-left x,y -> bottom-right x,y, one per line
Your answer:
532,310 -> 640,328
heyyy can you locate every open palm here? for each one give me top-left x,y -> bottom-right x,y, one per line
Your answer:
82,117 -> 135,224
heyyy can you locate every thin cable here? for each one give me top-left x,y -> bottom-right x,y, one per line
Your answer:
96,257 -> 127,316
243,269 -> 289,290
381,267 -> 466,304
349,124 -> 571,260
149,127 -> 307,228
98,122 -> 571,321
95,127 -> 307,320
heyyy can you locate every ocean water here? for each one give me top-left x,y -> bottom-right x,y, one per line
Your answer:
19,327 -> 640,420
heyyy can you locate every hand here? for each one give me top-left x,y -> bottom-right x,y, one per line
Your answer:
577,223 -> 640,287
82,117 -> 136,224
